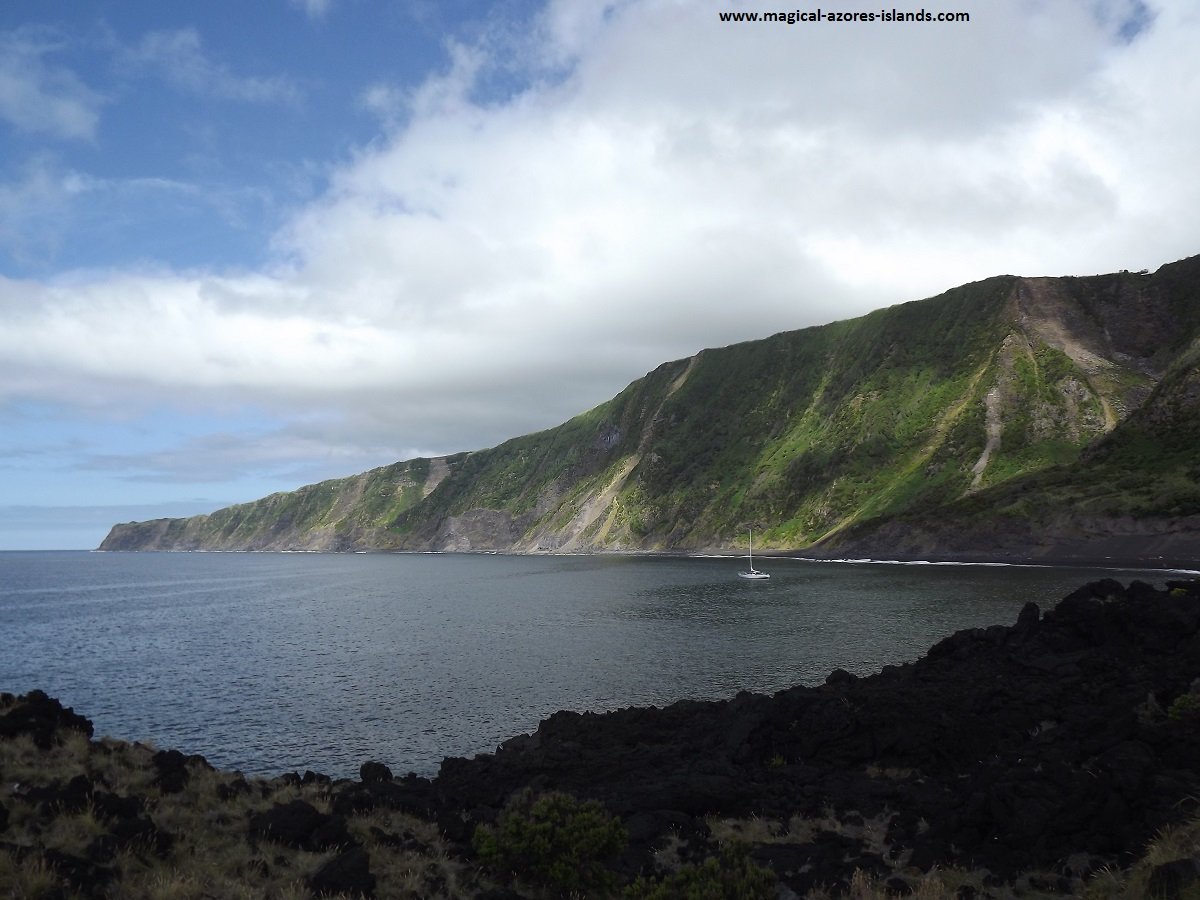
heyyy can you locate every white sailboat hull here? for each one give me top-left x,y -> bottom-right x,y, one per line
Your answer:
738,527 -> 770,579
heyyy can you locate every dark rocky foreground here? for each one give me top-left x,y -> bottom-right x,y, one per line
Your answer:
5,578 -> 1200,898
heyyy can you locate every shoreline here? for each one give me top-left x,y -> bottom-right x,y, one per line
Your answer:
84,544 -> 1200,573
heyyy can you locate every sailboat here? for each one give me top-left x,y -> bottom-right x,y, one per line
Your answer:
738,527 -> 770,580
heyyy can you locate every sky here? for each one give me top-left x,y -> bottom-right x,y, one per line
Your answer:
1,0 -> 1196,550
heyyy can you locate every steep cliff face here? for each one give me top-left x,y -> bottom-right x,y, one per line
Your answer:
100,457 -> 447,551
825,327 -> 1200,564
100,255 -> 1200,560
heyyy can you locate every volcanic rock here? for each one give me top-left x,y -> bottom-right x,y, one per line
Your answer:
248,799 -> 352,851
432,579 -> 1200,883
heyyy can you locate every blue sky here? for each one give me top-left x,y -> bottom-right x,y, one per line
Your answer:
1,0 -> 1196,549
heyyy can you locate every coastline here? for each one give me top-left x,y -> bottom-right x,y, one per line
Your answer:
89,543 -> 1200,574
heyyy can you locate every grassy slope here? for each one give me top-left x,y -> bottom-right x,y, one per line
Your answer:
831,344 -> 1200,552
615,276 -> 1015,548
820,257 -> 1200,558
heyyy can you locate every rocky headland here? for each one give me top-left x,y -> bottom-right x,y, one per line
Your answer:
5,578 -> 1200,898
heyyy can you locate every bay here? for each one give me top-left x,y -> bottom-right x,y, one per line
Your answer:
0,550 -> 1182,779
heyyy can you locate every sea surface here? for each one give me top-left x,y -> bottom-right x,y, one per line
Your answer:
0,550 -> 1186,779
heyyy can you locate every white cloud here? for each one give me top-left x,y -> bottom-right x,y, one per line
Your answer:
360,83 -> 408,127
290,0 -> 333,20
0,156 -> 76,265
0,157 -> 272,271
0,27 -> 103,139
3,0 -> 1200,492
124,29 -> 301,105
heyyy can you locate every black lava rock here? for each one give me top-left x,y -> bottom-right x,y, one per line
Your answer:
1147,857 -> 1200,897
248,799 -> 352,851
308,846 -> 376,898
359,760 -> 392,784
433,579 -> 1200,885
152,749 -> 191,793
0,690 -> 94,749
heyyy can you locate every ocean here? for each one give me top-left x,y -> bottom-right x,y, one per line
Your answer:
0,550 -> 1183,778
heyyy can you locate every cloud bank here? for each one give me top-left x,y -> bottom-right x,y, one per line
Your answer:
2,0 -> 1199,496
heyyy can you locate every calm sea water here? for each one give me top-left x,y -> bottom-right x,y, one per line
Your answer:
0,551 -> 1185,779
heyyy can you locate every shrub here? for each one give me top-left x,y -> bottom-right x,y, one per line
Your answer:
472,789 -> 628,894
1168,691 -> 1200,722
625,846 -> 776,900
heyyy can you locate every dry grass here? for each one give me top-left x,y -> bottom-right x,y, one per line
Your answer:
4,730 -> 91,795
0,851 -> 61,899
6,692 -> 1200,899
804,865 -> 1091,900
648,829 -> 688,874
701,805 -> 1196,899
0,711 -> 487,900
347,807 -> 482,899
708,807 -> 900,862
706,813 -> 790,845
863,765 -> 916,780
1079,811 -> 1200,900
807,867 -> 980,899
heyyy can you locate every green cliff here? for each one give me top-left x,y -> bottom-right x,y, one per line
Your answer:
100,255 -> 1200,561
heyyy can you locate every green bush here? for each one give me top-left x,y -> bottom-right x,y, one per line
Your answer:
473,789 -> 628,894
624,846 -> 776,900
1168,691 -> 1200,722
